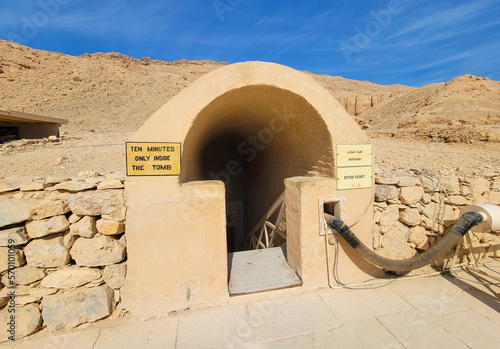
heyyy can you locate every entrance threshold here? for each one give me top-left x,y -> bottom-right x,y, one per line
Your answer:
228,246 -> 302,296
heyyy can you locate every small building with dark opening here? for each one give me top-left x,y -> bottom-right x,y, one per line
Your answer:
0,110 -> 68,142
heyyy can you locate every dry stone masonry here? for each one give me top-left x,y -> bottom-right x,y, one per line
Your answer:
372,171 -> 500,265
0,171 -> 126,341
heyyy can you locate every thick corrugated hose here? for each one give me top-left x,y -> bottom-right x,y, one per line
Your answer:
325,211 -> 483,272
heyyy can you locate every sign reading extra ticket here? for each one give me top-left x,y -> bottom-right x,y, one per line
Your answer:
126,142 -> 181,176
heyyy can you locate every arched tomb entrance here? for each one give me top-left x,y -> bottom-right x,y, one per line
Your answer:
122,62 -> 381,318
181,85 -> 333,251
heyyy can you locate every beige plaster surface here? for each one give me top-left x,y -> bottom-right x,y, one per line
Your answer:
122,179 -> 229,317
285,177 -> 383,289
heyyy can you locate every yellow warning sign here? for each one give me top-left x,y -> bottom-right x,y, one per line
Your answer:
126,142 -> 181,176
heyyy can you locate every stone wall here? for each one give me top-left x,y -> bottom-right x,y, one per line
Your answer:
372,172 -> 500,267
0,171 -> 126,341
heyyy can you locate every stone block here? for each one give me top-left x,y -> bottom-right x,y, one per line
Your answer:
97,180 -> 124,190
374,201 -> 388,209
78,170 -> 101,178
1,265 -> 46,286
63,230 -> 78,249
0,226 -> 30,246
421,217 -> 444,234
379,222 -> 415,259
103,262 -> 127,289
475,232 -> 500,244
373,228 -> 381,249
460,184 -> 470,197
41,266 -> 102,289
67,190 -> 125,220
50,181 -> 97,192
41,285 -> 114,331
379,205 -> 400,233
25,215 -> 70,239
105,171 -> 125,181
32,199 -> 70,220
0,304 -> 42,342
375,177 -> 398,185
445,195 -> 471,206
0,199 -> 32,228
443,205 -> 455,227
70,216 -> 97,238
466,177 -> 490,198
20,181 -> 50,191
68,213 -> 83,223
29,287 -> 57,298
409,226 -> 429,250
400,186 -> 424,205
24,234 -> 70,268
71,235 -> 126,267
16,294 -> 41,306
0,247 -> 25,274
422,202 -> 438,220
45,176 -> 70,184
421,176 -> 440,192
0,177 -> 32,194
397,177 -> 420,187
440,177 -> 460,195
118,234 -> 126,247
96,219 -> 125,235
0,285 -> 33,298
399,208 -> 421,227
421,193 -> 432,204
375,185 -> 399,202
431,193 -> 441,202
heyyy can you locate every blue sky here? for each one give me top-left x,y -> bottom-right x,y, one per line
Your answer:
1,0 -> 499,87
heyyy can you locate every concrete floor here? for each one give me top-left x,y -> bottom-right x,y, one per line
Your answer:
4,265 -> 500,349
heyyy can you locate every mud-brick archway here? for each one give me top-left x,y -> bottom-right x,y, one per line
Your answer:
122,62 -> 375,318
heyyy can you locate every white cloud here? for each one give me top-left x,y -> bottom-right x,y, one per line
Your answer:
390,0 -> 498,38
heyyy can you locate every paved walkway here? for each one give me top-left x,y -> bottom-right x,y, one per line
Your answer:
5,266 -> 500,348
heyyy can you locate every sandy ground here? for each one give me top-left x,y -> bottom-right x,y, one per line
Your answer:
1,129 -> 499,179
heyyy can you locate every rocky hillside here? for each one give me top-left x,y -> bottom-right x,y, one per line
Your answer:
358,75 -> 500,143
0,40 -> 227,134
304,72 -> 413,116
1,39 -> 498,144
0,39 -> 411,135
